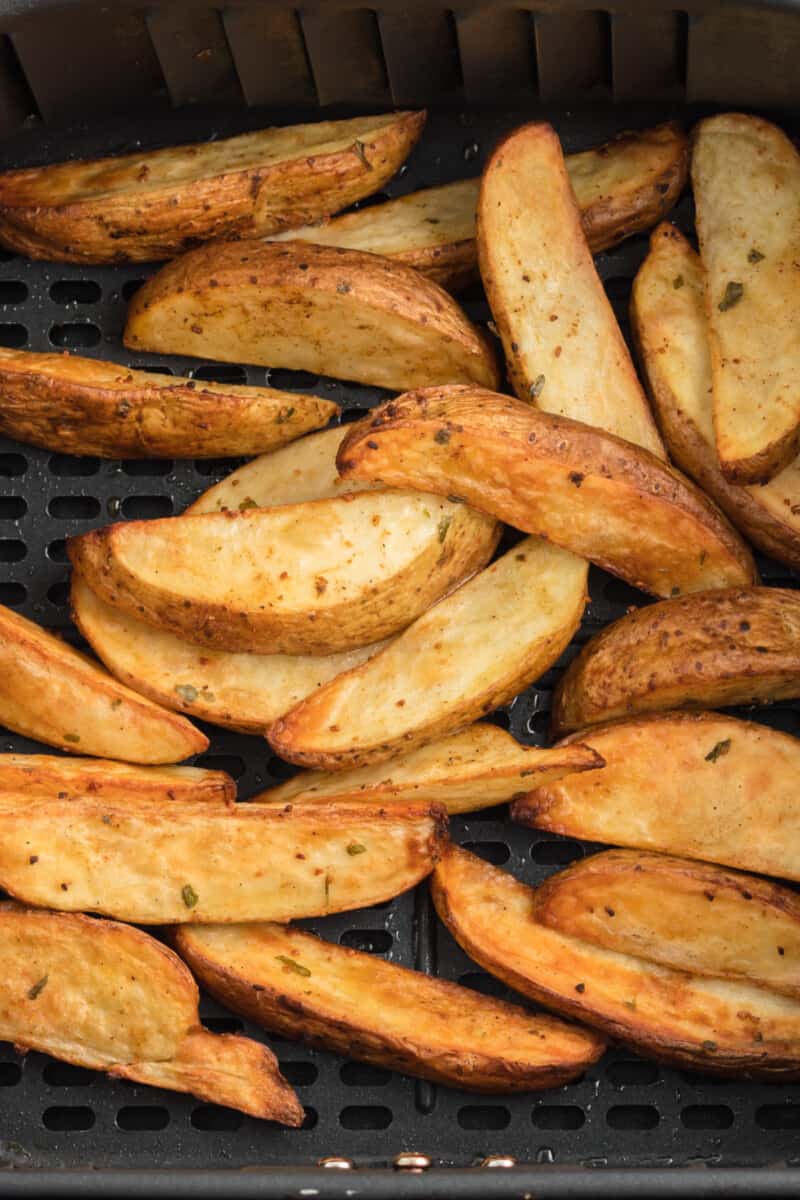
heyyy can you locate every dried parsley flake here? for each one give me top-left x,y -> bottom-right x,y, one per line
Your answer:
276,955 -> 311,977
27,975 -> 48,1000
529,374 -> 546,399
705,739 -> 731,763
718,281 -> 743,311
182,884 -> 199,909
347,842 -> 367,856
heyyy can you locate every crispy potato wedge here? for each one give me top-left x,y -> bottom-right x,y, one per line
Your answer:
0,603 -> 205,762
478,122 -> 664,455
112,1029 -> 304,1124
0,795 -> 446,923
432,846 -> 800,1078
533,849 -> 800,1001
175,922 -> 605,1093
632,223 -> 800,569
0,752 -> 233,804
0,111 -> 425,263
269,537 -> 588,769
269,122 -> 688,290
552,587 -> 800,734
123,240 -> 499,392
337,387 -> 756,598
72,573 -> 386,735
514,712 -> 800,883
256,723 -> 602,814
69,490 -> 498,656
692,113 -> 800,483
0,347 -> 337,458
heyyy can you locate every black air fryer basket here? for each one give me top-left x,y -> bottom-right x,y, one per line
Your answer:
0,1 -> 798,1196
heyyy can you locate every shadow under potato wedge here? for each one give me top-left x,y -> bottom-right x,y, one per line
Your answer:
0,347 -> 338,459
174,921 -> 606,1094
123,240 -> 499,392
0,110 -> 425,263
551,587 -> 800,735
68,490 -> 499,656
337,387 -> 756,599
513,712 -> 800,884
0,752 -> 233,804
432,846 -> 800,1079
0,795 -> 447,923
0,602 -> 205,763
632,223 -> 800,570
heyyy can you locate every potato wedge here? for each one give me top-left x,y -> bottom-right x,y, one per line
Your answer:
256,723 -> 602,814
0,111 -> 425,263
112,1029 -> 304,1124
72,573 -> 387,735
0,347 -> 337,458
533,849 -> 800,1001
551,587 -> 800,734
269,122 -> 688,290
632,223 -> 800,569
174,922 -> 605,1093
0,795 -> 447,923
0,603 -> 205,762
0,752 -> 233,804
123,240 -> 499,392
269,537 -> 588,769
478,122 -> 664,455
513,712 -> 800,883
68,490 -> 498,656
432,846 -> 800,1078
692,113 -> 800,483
337,387 -> 756,598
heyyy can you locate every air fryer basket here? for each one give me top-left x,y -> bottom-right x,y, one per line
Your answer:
0,3 -> 798,1196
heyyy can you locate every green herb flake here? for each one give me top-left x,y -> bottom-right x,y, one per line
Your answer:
347,842 -> 367,856
747,248 -> 765,263
718,281 -> 744,312
705,738 -> 731,763
699,550 -> 708,564
64,733 -> 80,744
336,281 -> 351,294
434,427 -> 451,445
423,508 -> 431,519
274,407 -> 295,425
529,374 -> 546,399
101,814 -> 112,825
175,684 -> 199,703
27,974 -> 48,1000
425,217 -> 440,225
670,586 -> 681,597
238,497 -> 259,511
624,998 -> 637,1011
437,516 -> 452,544
182,884 -> 199,909
324,871 -> 331,907
352,140 -> 372,170
702,1039 -> 717,1052
276,954 -> 311,977
672,274 -> 684,289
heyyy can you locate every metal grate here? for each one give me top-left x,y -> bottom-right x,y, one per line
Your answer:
0,103 -> 797,1176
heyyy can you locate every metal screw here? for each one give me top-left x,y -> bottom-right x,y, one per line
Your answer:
394,1153 -> 432,1172
318,1156 -> 353,1169
480,1155 -> 517,1168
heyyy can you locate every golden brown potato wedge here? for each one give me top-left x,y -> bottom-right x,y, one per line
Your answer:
68,490 -> 498,656
256,723 -> 602,814
478,122 -> 664,455
632,223 -> 800,569
269,122 -> 688,291
432,846 -> 800,1078
174,921 -> 606,1093
692,113 -> 800,484
551,587 -> 800,734
0,795 -> 447,923
0,603 -> 205,762
268,537 -> 588,769
0,111 -> 425,263
123,240 -> 499,392
0,348 -> 337,458
514,712 -> 800,884
72,573 -> 387,735
533,849 -> 800,1001
337,387 -> 756,598
0,751 -> 233,804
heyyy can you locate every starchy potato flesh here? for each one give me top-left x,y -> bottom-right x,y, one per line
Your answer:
72,574 -> 387,735
514,712 -> 800,883
68,490 -> 498,656
268,537 -> 588,768
533,849 -> 800,1000
0,751 -> 234,804
0,347 -> 338,458
432,846 -> 800,1077
478,122 -> 665,454
692,113 -> 800,483
257,722 -> 602,814
0,795 -> 447,923
631,223 -> 800,569
269,121 -> 688,289
0,602 -> 206,762
174,922 -> 606,1093
124,240 -> 500,392
0,111 -> 425,263
551,588 -> 800,734
337,387 -> 756,598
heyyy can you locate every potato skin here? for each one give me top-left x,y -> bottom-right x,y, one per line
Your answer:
0,111 -> 425,264
552,587 -> 800,735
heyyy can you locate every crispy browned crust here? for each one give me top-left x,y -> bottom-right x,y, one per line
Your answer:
551,587 -> 800,735
0,753 -> 234,804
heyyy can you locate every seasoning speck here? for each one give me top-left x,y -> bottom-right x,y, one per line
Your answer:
702,1040 -> 717,1052
434,427 -> 451,445
718,281 -> 743,311
182,884 -> 199,909
352,140 -> 371,169
275,406 -> 295,425
529,374 -> 546,399
28,975 -> 48,1000
238,497 -> 258,511
747,248 -> 765,263
347,842 -> 367,856
672,275 -> 684,289
276,955 -> 311,977
437,516 -> 452,543
705,738 -> 731,763
337,282 -> 351,294
175,684 -> 199,703
64,733 -> 80,744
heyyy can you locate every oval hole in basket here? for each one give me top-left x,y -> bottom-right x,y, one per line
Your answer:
190,1105 -> 242,1132
43,1106 -> 95,1131
0,323 -> 27,347
0,496 -> 26,518
269,369 -> 320,391
457,1105 -> 510,1131
756,1104 -> 800,1130
195,754 -> 245,779
42,1062 -> 96,1087
458,971 -> 509,1000
117,1105 -> 170,1132
0,1063 -> 21,1086
120,495 -> 173,519
47,581 -> 69,607
49,280 -> 101,305
607,1060 -> 660,1087
530,839 -> 584,866
47,539 -> 68,563
122,460 -> 174,477
0,454 -> 26,477
606,1104 -> 660,1130
202,1016 -> 244,1035
340,1062 -> 391,1087
49,455 -> 101,478
49,323 -> 101,349
0,538 -> 25,562
281,1062 -> 318,1087
122,278 -> 145,301
339,929 -> 392,954
532,1105 -> 585,1130
681,1105 -> 734,1130
0,583 -> 26,604
191,363 -> 247,385
0,281 -> 27,305
339,1105 -> 392,1130
48,496 -> 101,520
461,841 -> 510,866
